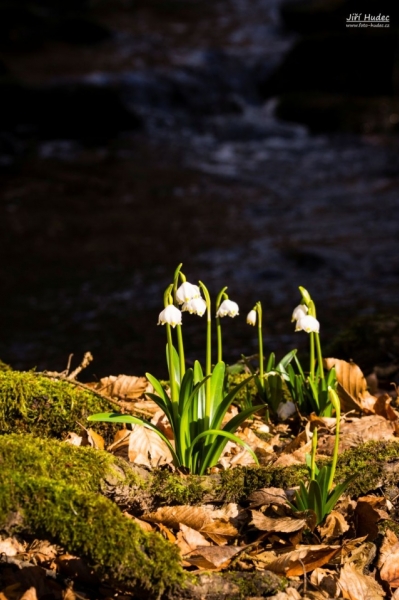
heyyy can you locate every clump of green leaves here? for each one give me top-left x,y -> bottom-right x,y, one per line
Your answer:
89,265 -> 262,475
291,387 -> 353,524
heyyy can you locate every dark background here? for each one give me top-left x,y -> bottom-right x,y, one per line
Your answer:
0,0 -> 399,380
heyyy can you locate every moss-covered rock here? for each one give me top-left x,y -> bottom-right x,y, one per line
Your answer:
0,471 -> 185,597
0,370 -> 119,441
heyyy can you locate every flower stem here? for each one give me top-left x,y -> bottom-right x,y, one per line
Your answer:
199,282 -> 212,423
315,333 -> 324,380
256,301 -> 264,392
176,325 -> 185,379
215,287 -> 228,364
327,387 -> 341,491
310,331 -> 315,381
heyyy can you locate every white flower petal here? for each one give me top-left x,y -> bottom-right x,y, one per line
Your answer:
216,299 -> 239,318
295,314 -> 320,333
176,282 -> 201,304
182,297 -> 207,317
246,309 -> 257,326
291,304 -> 308,322
157,305 -> 182,328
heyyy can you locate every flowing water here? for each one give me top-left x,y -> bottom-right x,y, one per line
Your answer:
1,0 -> 399,378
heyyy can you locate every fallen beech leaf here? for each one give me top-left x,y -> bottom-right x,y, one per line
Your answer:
378,529 -> 399,587
200,520 -> 238,545
269,588 -> 302,600
157,523 -> 176,543
266,545 -> 341,576
108,424 -> 173,467
310,567 -> 338,598
19,589 -> 37,600
250,511 -> 307,534
185,545 -> 243,569
248,487 -> 289,509
317,415 -> 397,455
324,358 -> 369,412
318,510 -> 349,542
95,375 -> 153,400
177,524 -> 211,555
81,427 -> 105,450
142,506 -> 212,530
338,562 -> 385,600
64,432 -> 82,446
355,496 -> 389,541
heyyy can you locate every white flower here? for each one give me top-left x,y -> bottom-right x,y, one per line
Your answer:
182,297 -> 207,317
291,304 -> 308,322
277,401 -> 296,421
158,305 -> 182,328
246,309 -> 257,326
216,299 -> 239,318
176,282 -> 201,305
295,314 -> 320,333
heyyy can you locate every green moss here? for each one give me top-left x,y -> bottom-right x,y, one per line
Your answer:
335,440 -> 399,496
0,471 -> 185,596
0,433 -> 139,494
0,370 -> 118,441
149,469 -> 208,506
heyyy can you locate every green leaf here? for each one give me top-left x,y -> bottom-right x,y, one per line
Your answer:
209,362 -> 226,421
87,412 -> 180,465
188,428 -> 259,475
325,477 -> 355,515
266,352 -> 275,372
211,375 -> 255,430
308,479 -> 324,524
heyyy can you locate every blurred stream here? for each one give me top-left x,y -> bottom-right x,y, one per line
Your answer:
0,0 -> 398,378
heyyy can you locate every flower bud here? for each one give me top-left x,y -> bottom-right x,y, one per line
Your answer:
216,299 -> 239,318
246,309 -> 257,326
158,305 -> 182,328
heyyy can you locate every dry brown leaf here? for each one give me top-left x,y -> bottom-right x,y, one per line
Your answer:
355,496 -> 389,541
248,487 -> 289,509
62,587 -> 77,600
184,545 -> 243,569
128,515 -> 154,532
266,544 -> 341,576
81,427 -> 105,450
200,521 -> 238,545
317,415 -> 397,455
250,511 -> 307,534
378,529 -> 399,588
64,432 -> 83,446
19,589 -> 38,600
142,506 -> 212,530
95,375 -> 153,400
0,537 -> 26,556
269,589 -> 302,600
324,358 -> 369,412
318,510 -> 350,542
157,523 -> 176,543
176,524 -> 211,556
108,424 -> 173,467
310,567 -> 338,598
338,562 -> 385,600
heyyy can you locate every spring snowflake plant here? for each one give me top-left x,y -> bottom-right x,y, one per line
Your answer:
244,301 -> 297,419
89,264 -> 263,475
291,387 -> 354,525
286,287 -> 337,416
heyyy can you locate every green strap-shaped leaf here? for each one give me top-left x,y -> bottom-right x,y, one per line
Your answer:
211,375 -> 255,430
209,362 -> 226,422
187,428 -> 259,475
308,479 -> 324,524
87,412 -> 180,465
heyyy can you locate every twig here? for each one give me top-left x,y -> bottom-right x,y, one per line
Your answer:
67,351 -> 93,380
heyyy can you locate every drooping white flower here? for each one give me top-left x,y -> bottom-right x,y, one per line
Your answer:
182,297 -> 207,317
216,299 -> 239,318
295,314 -> 320,333
291,304 -> 308,322
158,305 -> 182,328
176,282 -> 201,305
246,309 -> 257,326
277,401 -> 296,421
